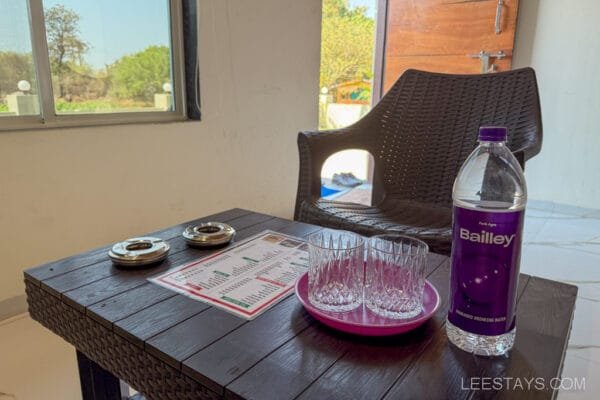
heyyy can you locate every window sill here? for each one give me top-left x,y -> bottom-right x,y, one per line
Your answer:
0,111 -> 195,132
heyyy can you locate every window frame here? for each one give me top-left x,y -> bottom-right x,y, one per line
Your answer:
1,0 -> 188,131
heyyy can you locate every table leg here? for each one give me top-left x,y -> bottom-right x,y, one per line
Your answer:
76,350 -> 128,400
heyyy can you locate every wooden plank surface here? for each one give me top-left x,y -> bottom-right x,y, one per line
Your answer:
114,293 -> 211,348
33,209 -> 259,295
381,274 -> 533,400
225,254 -> 449,400
147,306 -> 247,369
146,219 -> 321,374
26,208 -> 250,283
25,210 -> 327,385
70,214 -> 293,318
295,260 -> 453,400
39,211 -> 278,312
474,277 -> 578,400
24,209 -> 578,400
87,283 -> 176,328
183,295 -> 312,393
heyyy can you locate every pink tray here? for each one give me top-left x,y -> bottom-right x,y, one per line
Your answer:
295,273 -> 440,336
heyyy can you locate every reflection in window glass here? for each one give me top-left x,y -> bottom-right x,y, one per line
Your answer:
0,0 -> 40,116
43,0 -> 174,114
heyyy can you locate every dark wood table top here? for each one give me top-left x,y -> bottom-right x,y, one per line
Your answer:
24,209 -> 578,400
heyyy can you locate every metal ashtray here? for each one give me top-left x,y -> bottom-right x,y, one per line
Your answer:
108,237 -> 170,267
183,222 -> 236,248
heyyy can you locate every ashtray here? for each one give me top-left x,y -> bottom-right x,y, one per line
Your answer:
183,222 -> 236,248
108,237 -> 170,267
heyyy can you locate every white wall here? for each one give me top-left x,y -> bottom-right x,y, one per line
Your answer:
513,0 -> 600,208
0,0 -> 322,304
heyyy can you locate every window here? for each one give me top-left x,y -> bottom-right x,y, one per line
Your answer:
0,0 -> 198,131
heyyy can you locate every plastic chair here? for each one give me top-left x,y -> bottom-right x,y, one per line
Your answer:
294,68 -> 542,254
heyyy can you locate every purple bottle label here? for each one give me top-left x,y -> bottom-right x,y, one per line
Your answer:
448,206 -> 524,336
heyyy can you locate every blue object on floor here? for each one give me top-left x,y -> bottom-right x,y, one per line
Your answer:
321,185 -> 341,197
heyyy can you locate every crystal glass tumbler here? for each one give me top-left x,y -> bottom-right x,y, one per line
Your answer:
308,229 -> 365,312
365,235 -> 429,319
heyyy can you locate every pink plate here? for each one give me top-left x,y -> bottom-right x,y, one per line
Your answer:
295,273 -> 440,336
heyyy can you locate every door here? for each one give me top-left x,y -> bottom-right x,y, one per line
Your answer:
375,0 -> 520,95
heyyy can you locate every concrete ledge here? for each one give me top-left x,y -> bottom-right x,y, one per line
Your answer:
0,295 -> 27,322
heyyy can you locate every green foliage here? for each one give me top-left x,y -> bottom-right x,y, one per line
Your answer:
353,87 -> 371,101
0,52 -> 35,98
54,98 -> 149,112
109,46 -> 171,102
61,63 -> 110,101
1,6 -> 170,110
45,4 -> 89,98
55,99 -> 118,112
320,0 -> 375,90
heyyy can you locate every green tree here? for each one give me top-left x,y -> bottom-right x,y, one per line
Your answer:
109,45 -> 170,103
320,0 -> 375,90
45,4 -> 89,98
0,52 -> 35,99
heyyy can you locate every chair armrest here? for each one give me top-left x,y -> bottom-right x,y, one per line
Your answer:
294,127 -> 372,220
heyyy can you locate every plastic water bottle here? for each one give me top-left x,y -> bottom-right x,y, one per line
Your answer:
446,126 -> 526,356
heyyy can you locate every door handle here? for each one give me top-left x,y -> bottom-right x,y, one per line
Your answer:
468,50 -> 506,73
495,0 -> 504,34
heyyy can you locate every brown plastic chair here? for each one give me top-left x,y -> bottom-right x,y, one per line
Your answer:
294,68 -> 542,255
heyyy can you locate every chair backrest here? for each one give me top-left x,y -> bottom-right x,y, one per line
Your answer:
357,68 -> 542,207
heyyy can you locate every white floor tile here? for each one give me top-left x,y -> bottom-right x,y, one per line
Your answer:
521,244 -> 600,284
558,348 -> 600,399
523,216 -> 550,243
566,297 -> 600,351
576,283 -> 600,302
533,217 -> 600,244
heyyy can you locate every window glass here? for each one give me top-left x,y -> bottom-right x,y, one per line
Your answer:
43,0 -> 174,114
0,0 -> 40,116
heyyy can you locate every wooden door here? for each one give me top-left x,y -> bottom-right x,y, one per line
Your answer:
378,0 -> 520,94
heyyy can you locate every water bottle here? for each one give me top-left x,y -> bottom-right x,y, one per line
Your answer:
446,126 -> 526,356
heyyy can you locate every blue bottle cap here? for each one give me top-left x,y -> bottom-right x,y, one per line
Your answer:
478,126 -> 507,142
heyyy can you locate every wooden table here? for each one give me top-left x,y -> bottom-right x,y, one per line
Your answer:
24,209 -> 578,400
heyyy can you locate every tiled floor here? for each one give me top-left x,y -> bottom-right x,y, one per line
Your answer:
521,202 -> 600,399
0,201 -> 598,399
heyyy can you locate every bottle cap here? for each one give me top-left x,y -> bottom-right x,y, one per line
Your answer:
478,126 -> 507,142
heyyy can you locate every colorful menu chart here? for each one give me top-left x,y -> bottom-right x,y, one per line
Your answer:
150,231 -> 309,320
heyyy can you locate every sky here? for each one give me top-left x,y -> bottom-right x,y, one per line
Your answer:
0,0 -> 375,68
349,0 -> 377,18
0,0 -> 171,69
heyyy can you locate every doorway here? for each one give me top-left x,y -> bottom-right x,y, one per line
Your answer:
316,0 -> 521,206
